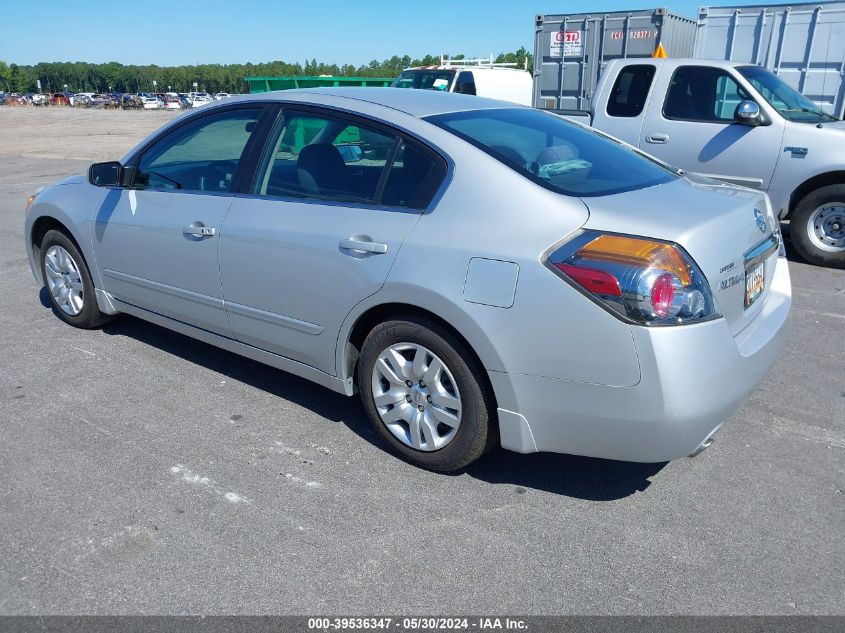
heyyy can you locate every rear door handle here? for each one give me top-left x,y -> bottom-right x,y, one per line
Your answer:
645,133 -> 669,144
339,238 -> 388,254
183,224 -> 216,238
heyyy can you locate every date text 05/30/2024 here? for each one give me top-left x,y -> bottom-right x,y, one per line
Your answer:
308,617 -> 528,630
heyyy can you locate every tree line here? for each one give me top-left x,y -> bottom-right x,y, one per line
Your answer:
0,49 -> 532,94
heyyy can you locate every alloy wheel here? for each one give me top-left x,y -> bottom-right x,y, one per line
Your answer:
44,245 -> 84,315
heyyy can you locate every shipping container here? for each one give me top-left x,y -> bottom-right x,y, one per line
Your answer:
694,2 -> 845,117
532,8 -> 696,110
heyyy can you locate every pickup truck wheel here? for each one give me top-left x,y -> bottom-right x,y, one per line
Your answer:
358,317 -> 497,472
791,186 -> 845,268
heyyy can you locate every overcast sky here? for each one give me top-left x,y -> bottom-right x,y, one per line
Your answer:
3,0 -> 731,66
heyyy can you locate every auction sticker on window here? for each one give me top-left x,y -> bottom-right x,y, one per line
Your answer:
551,30 -> 582,57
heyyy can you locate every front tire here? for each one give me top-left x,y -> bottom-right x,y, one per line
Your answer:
791,186 -> 845,268
358,317 -> 497,472
39,229 -> 111,329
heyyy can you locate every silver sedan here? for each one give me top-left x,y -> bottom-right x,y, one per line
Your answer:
23,88 -> 791,471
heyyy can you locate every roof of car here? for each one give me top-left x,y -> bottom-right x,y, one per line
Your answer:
236,87 -> 525,118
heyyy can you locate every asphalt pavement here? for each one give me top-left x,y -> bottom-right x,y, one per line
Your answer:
1,156 -> 843,615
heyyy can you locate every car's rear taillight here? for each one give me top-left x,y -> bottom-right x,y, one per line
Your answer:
547,231 -> 719,325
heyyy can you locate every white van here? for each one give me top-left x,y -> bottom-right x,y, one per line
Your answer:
391,56 -> 532,106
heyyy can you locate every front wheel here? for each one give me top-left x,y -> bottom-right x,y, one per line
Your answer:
791,185 -> 845,268
39,230 -> 112,329
358,317 -> 497,472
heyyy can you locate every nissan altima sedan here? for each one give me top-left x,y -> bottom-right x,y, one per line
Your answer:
23,88 -> 791,472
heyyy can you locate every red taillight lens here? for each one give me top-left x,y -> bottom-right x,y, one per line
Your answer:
554,263 -> 621,296
547,231 -> 718,325
650,272 -> 678,318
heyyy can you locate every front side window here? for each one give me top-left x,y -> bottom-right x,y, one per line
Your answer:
606,64 -> 655,117
134,108 -> 262,192
663,66 -> 750,122
427,108 -> 675,197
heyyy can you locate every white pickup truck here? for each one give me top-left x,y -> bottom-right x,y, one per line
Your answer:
558,57 -> 845,268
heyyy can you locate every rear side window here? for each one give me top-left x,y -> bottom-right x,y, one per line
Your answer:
381,142 -> 447,209
663,66 -> 750,122
606,65 -> 655,117
255,111 -> 395,204
426,108 -> 675,197
255,109 -> 446,209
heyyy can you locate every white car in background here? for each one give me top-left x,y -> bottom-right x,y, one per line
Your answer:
161,96 -> 183,110
392,55 -> 532,106
191,93 -> 214,107
213,92 -> 232,101
70,92 -> 95,107
139,94 -> 163,110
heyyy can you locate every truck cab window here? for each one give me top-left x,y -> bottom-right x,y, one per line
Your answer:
663,66 -> 749,123
606,65 -> 655,117
455,72 -> 477,96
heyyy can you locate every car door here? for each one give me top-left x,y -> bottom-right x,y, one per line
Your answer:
219,107 -> 448,374
92,105 -> 270,335
639,64 -> 784,189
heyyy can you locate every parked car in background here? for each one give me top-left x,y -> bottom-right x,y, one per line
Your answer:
23,89 -> 790,472
0,92 -> 6,105
70,92 -> 93,107
556,57 -> 845,268
392,56 -> 532,106
138,93 -> 163,110
6,94 -> 30,106
50,93 -> 71,106
121,94 -> 142,109
213,92 -> 231,100
88,94 -> 110,108
162,95 -> 184,110
191,93 -> 213,107
31,93 -> 49,106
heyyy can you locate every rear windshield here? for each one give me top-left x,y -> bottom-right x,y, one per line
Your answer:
426,108 -> 676,197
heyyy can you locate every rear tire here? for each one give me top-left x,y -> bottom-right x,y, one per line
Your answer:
358,317 -> 497,472
39,229 -> 112,329
790,185 -> 845,268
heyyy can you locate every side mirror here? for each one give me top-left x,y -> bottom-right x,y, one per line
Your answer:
88,161 -> 123,187
734,100 -> 763,126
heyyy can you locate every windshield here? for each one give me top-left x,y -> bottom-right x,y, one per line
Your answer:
426,108 -> 676,197
737,66 -> 838,123
391,69 -> 456,91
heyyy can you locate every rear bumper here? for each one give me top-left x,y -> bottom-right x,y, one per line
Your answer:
491,256 -> 792,462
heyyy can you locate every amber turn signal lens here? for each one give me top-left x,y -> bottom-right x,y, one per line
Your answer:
577,234 -> 692,286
